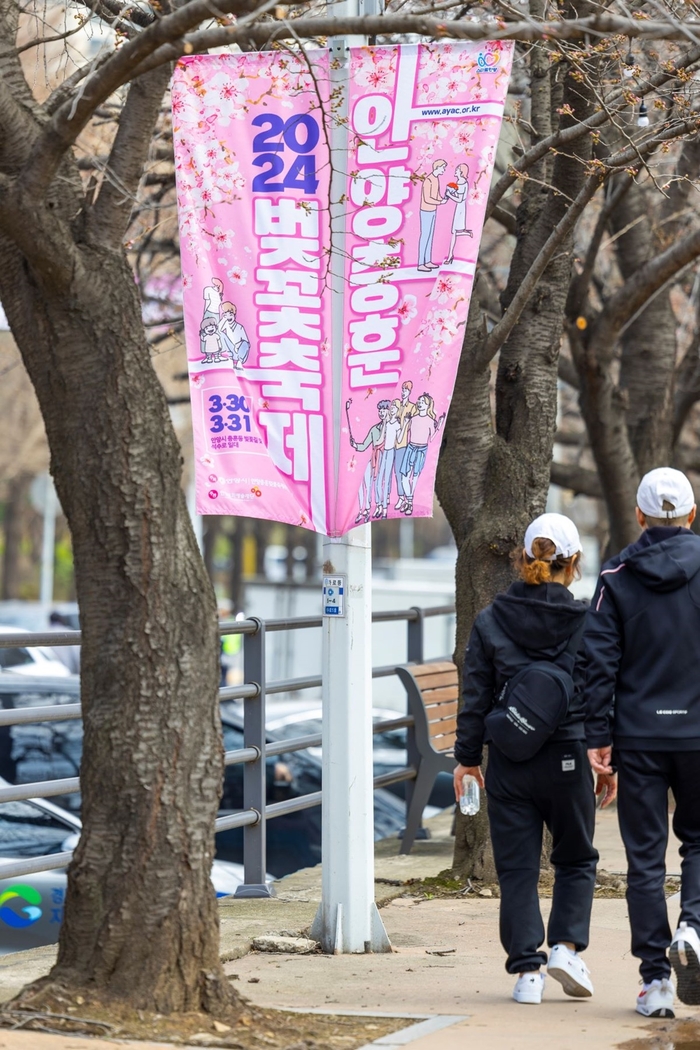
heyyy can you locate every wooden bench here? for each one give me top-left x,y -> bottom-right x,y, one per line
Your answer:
395,660 -> 459,854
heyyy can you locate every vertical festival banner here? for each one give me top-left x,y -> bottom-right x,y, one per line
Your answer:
172,41 -> 512,536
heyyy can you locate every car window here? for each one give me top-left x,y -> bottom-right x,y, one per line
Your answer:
0,648 -> 33,669
0,687 -> 82,812
0,801 -> 75,858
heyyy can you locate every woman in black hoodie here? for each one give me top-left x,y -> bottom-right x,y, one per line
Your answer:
453,513 -> 616,1005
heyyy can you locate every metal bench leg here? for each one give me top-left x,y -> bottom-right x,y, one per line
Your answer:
400,762 -> 436,855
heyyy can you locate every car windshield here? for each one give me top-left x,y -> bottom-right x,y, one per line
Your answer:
0,648 -> 33,669
0,800 -> 75,858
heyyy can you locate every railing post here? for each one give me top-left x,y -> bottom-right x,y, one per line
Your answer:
234,618 -> 274,898
407,606 -> 425,664
402,607 -> 430,842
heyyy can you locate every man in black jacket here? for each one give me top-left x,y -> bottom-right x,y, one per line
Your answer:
584,467 -> 700,1018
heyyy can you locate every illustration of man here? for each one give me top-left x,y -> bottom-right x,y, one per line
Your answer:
418,160 -> 447,272
394,381 -> 416,513
218,302 -> 251,369
374,400 -> 402,519
347,399 -> 390,525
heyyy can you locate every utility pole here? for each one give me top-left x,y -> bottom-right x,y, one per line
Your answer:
311,0 -> 391,954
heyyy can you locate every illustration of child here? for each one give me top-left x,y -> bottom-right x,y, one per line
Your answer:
200,318 -> 223,364
200,277 -> 223,358
399,393 -> 445,516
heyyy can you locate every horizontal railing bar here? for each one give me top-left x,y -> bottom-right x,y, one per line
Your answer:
219,683 -> 259,701
264,733 -> 323,757
0,851 -> 74,880
372,715 -> 413,733
0,778 -> 80,804
0,704 -> 81,725
0,631 -> 80,649
215,809 -> 259,831
266,790 -> 322,818
266,675 -> 322,696
265,616 -> 323,632
0,605 -> 455,650
224,747 -> 259,767
373,767 -> 417,789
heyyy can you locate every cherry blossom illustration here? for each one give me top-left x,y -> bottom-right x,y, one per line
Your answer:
397,295 -> 418,325
429,274 -> 463,305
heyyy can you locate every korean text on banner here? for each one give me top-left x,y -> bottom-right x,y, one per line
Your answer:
172,51 -> 333,532
172,42 -> 513,536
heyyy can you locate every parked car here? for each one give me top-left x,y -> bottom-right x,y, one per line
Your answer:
265,706 -> 454,810
0,789 -> 252,954
0,627 -> 72,678
0,678 -> 407,880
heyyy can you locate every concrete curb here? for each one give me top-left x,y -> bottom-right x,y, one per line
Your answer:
357,1015 -> 467,1048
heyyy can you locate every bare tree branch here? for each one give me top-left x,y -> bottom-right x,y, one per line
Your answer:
592,226 -> 700,352
551,460 -> 602,497
89,65 -> 173,249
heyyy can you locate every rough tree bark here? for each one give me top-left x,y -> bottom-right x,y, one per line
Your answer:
437,17 -> 597,878
1,473 -> 31,600
0,0 -> 237,1013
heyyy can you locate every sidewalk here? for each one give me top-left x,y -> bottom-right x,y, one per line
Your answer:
0,806 -> 693,1050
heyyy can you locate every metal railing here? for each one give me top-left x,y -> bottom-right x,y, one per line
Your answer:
0,603 -> 455,891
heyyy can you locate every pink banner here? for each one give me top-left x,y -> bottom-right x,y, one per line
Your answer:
172,41 -> 512,535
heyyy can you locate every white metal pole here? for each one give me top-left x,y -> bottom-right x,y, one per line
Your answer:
311,0 -> 390,954
39,478 -> 56,608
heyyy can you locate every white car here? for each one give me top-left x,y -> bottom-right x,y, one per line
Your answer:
0,789 -> 257,954
0,627 -> 72,678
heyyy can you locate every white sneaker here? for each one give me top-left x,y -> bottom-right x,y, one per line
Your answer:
636,978 -> 676,1018
513,972 -> 544,1004
670,921 -> 700,1005
547,943 -> 594,997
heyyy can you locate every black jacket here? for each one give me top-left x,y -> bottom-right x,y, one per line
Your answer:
583,526 -> 700,752
454,581 -> 588,767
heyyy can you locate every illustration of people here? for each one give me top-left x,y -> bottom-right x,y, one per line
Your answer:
218,301 -> 251,369
444,163 -> 473,265
200,277 -> 223,358
418,160 -> 447,272
200,317 -> 223,364
399,393 -> 446,516
346,398 -> 390,524
394,381 -> 416,513
374,400 -> 402,518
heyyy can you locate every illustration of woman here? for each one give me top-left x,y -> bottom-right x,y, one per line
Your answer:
399,393 -> 445,516
444,163 -> 472,265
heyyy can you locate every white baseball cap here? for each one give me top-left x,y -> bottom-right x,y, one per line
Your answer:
524,513 -> 582,560
636,467 -> 695,519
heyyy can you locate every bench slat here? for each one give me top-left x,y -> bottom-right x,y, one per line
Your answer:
416,671 -> 458,691
412,661 -> 456,677
426,700 -> 459,722
432,737 -> 456,753
429,717 -> 457,739
423,686 -> 459,708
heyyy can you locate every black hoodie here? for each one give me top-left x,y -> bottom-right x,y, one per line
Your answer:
454,581 -> 588,767
583,527 -> 700,751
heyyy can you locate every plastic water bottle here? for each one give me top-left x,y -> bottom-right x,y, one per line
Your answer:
459,774 -> 480,816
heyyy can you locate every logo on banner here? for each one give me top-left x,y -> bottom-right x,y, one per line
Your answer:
477,47 -> 501,71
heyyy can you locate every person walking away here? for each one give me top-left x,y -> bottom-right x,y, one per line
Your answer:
584,467 -> 700,1018
453,513 -> 615,1005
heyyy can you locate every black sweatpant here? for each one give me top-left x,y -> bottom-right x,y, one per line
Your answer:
616,749 -> 700,983
485,740 -> 598,974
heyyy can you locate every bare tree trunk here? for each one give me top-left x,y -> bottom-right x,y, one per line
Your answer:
0,245 -> 237,1016
1,473 -> 30,600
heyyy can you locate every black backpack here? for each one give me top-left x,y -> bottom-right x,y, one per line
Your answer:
484,661 -> 574,762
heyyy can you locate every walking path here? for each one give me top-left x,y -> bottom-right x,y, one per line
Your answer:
0,807 -> 693,1050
